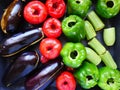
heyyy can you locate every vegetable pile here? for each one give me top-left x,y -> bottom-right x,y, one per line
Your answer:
0,0 -> 120,90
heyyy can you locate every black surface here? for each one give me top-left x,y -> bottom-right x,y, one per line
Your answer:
0,0 -> 120,90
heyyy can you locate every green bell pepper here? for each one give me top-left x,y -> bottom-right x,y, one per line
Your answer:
62,15 -> 86,42
74,61 -> 99,89
98,67 -> 120,90
60,42 -> 86,68
67,0 -> 92,18
96,0 -> 120,18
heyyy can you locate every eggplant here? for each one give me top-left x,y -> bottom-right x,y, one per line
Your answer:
0,28 -> 44,57
25,59 -> 64,90
1,0 -> 23,34
2,51 -> 40,87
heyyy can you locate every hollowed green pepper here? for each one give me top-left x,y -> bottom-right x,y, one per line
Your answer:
98,67 -> 120,90
96,0 -> 120,18
67,0 -> 92,18
74,61 -> 99,89
60,42 -> 86,68
62,15 -> 86,42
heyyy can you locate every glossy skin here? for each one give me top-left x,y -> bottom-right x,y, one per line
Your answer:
2,51 -> 39,86
60,42 -> 86,68
25,60 -> 64,90
67,0 -> 92,18
45,0 -> 66,18
98,67 -> 120,90
24,1 -> 48,24
62,15 -> 86,42
56,71 -> 76,90
74,62 -> 99,89
39,38 -> 62,60
0,28 -> 44,57
1,0 -> 23,34
42,18 -> 62,38
96,0 -> 120,18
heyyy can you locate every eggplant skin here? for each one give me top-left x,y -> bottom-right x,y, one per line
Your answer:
0,28 -> 44,57
2,51 -> 39,87
1,0 -> 23,34
25,60 -> 64,90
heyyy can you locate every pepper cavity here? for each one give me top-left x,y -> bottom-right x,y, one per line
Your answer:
0,28 -> 44,57
1,0 -> 23,34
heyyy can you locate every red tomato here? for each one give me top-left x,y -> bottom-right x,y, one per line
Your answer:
24,1 -> 47,24
56,71 -> 76,90
45,0 -> 66,18
39,38 -> 62,59
42,18 -> 62,38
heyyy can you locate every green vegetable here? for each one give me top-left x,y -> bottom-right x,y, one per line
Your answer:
85,47 -> 101,65
88,38 -> 106,55
87,11 -> 105,31
84,20 -> 96,40
103,27 -> 115,46
100,51 -> 117,69
74,61 -> 99,89
62,15 -> 86,42
67,0 -> 92,18
98,67 -> 120,90
96,0 -> 120,18
60,42 -> 86,68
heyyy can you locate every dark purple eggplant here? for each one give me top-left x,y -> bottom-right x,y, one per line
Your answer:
1,0 -> 24,34
25,59 -> 64,90
2,51 -> 40,87
0,28 -> 44,57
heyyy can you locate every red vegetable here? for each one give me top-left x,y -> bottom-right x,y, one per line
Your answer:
56,71 -> 76,90
24,1 -> 47,24
42,18 -> 62,38
40,55 -> 49,63
45,0 -> 66,18
39,38 -> 62,60
66,67 -> 74,72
